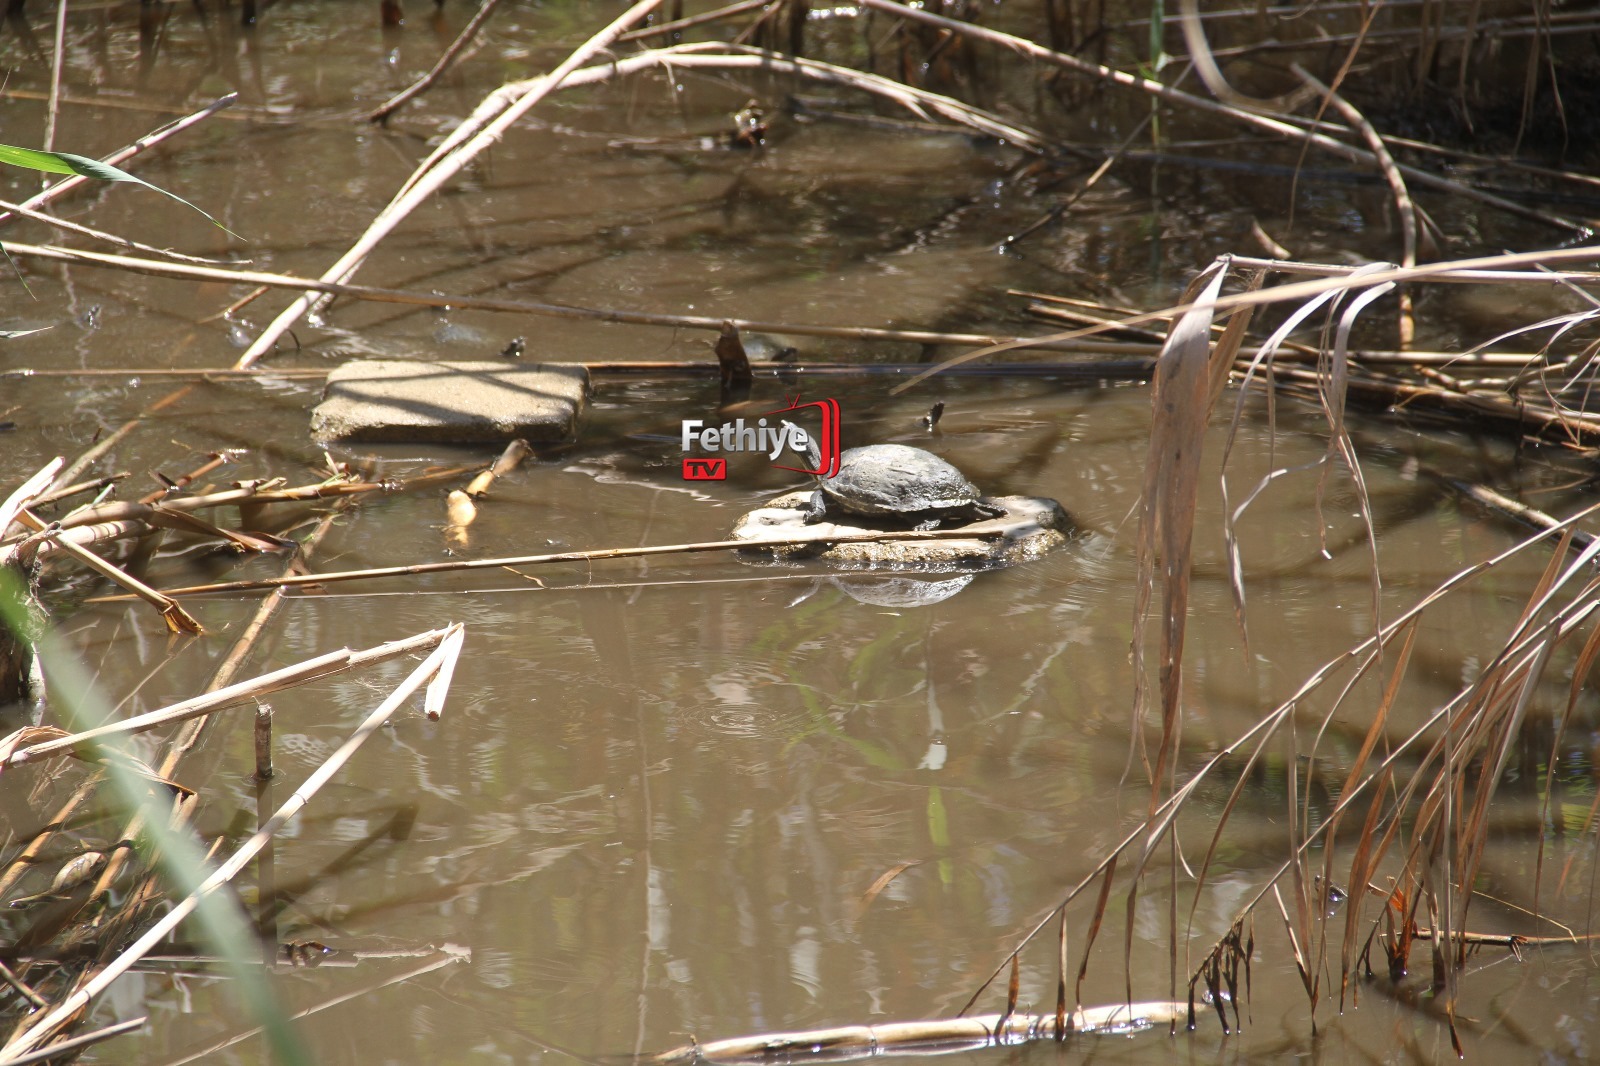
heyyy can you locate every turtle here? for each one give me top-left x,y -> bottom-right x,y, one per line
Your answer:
803,444 -> 1004,530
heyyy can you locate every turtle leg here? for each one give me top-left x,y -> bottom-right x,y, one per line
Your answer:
913,516 -> 942,532
802,489 -> 828,524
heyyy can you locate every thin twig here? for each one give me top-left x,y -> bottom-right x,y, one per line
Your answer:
618,0 -> 772,40
364,0 -> 506,123
122,527 -> 1007,599
0,198 -> 235,264
2,1017 -> 148,1066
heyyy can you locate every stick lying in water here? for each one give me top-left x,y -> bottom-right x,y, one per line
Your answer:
98,527 -> 1007,600
651,1002 -> 1197,1064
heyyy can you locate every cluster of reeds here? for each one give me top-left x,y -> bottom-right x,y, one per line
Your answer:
0,442 -> 484,1061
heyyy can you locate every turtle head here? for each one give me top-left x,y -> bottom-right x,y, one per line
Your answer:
802,438 -> 824,480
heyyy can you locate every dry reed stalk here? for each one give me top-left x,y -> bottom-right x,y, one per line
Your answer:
854,0 -> 1590,234
0,963 -> 45,1011
1434,477 -> 1595,549
2,1016 -> 146,1066
650,1003 -> 1196,1064
4,348 -> 1564,385
1,240 -> 1091,353
133,526 -> 1008,599
28,473 -> 128,509
0,197 -> 234,265
1291,66 -> 1420,346
465,439 -> 532,498
889,246 -> 1600,393
1175,530 -> 1600,1027
0,628 -> 456,770
47,384 -> 197,495
0,462 -> 63,546
957,502 -> 1600,1033
1264,361 -> 1600,446
239,0 -> 666,367
0,628 -> 464,1059
363,0 -> 506,123
137,454 -> 228,506
10,509 -> 202,634
3,465 -> 480,553
0,94 -> 237,228
40,0 -> 68,155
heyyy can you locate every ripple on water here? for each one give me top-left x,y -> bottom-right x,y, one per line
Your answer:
687,670 -> 820,741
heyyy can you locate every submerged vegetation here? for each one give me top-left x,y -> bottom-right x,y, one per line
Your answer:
3,0 -> 1600,1061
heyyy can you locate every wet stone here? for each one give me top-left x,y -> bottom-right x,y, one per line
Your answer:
730,492 -> 1073,568
310,360 -> 589,444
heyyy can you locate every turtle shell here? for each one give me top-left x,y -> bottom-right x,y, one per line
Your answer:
819,444 -> 982,518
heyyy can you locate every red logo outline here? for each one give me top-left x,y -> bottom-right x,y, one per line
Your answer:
766,396 -> 842,479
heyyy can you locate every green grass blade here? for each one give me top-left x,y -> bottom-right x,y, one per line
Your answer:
0,144 -> 240,240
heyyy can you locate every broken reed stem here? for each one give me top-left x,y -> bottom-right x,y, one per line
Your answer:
651,1004 -> 1194,1063
12,508 -> 203,634
0,628 -> 455,769
125,527 -> 1009,599
40,0 -> 68,154
0,350 -> 1569,389
0,628 -> 463,1060
30,473 -> 130,508
138,453 -> 228,506
48,384 -> 197,494
465,438 -> 531,498
1437,478 -> 1592,548
3,465 -> 478,548
0,960 -> 46,1009
253,704 -> 273,780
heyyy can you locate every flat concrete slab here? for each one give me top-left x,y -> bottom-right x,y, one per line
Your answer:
311,360 -> 589,444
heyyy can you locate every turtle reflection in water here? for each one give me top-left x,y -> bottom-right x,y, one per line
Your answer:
805,444 -> 1004,531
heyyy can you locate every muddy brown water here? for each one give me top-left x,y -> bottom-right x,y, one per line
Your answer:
3,2 -> 1600,1063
